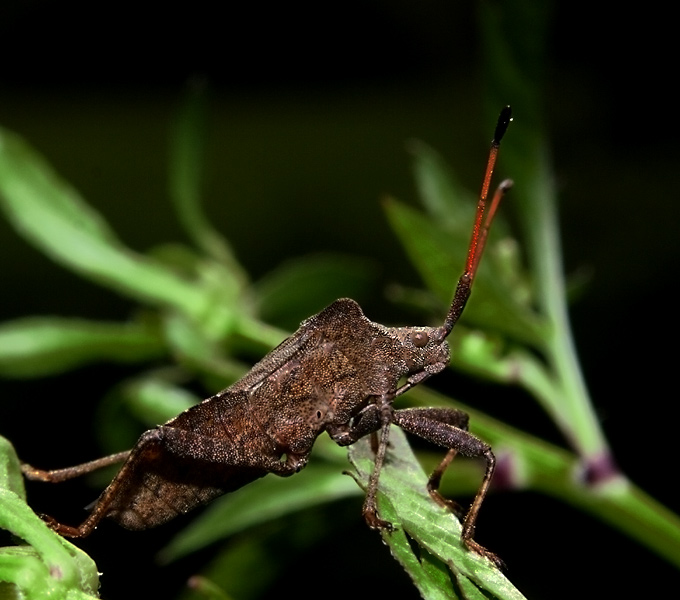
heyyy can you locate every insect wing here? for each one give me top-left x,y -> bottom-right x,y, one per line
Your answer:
104,391 -> 274,530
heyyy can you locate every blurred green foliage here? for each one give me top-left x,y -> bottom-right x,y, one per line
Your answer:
1,2 -> 679,598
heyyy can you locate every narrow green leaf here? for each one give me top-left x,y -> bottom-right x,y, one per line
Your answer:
0,436 -> 25,499
254,254 -> 377,330
160,445 -> 356,563
348,428 -> 526,600
0,437 -> 100,599
383,198 -> 542,346
169,81 -> 246,281
407,140 -> 477,230
384,197 -> 467,303
0,127 -> 211,319
0,316 -> 164,378
380,522 -> 457,600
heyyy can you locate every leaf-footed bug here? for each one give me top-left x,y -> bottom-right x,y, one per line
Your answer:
22,106 -> 513,567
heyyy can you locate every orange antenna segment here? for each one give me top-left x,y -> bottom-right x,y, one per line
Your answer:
442,106 -> 513,336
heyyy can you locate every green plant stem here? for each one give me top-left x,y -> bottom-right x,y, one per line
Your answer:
524,148 -> 608,458
169,82 -> 248,283
480,0 -> 608,461
410,387 -> 680,569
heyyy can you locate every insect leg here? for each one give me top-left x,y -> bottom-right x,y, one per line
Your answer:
326,399 -> 399,529
361,403 -> 395,531
21,451 -> 131,483
326,403 -> 383,446
31,423 -> 302,537
393,407 -> 501,568
393,407 -> 470,514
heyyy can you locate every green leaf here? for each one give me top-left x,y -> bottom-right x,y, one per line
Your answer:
168,80 -> 246,281
0,127 -> 212,319
120,375 -> 200,427
407,140 -> 477,231
385,197 -> 469,310
0,436 -> 100,599
254,253 -> 377,330
0,316 -> 164,378
159,439 -> 357,563
383,197 -> 542,346
348,428 -> 525,600
0,436 -> 25,500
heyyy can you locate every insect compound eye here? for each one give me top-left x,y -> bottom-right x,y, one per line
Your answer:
411,330 -> 429,348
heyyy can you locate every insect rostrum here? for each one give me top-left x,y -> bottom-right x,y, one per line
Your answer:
22,106 -> 513,568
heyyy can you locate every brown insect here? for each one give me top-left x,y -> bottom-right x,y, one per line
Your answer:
22,106 -> 513,567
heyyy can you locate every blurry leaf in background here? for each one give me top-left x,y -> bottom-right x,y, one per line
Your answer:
0,317 -> 164,378
384,142 -> 543,347
0,127 -> 212,321
254,253 -> 378,330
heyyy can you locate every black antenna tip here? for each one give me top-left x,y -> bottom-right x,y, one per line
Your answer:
493,106 -> 513,144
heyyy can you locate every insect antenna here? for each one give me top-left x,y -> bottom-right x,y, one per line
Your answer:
441,106 -> 513,337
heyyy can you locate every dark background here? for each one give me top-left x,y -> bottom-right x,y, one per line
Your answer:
1,1 -> 678,598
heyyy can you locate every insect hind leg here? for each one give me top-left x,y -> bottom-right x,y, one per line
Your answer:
396,407 -> 470,514
393,407 -> 502,568
21,451 -> 131,483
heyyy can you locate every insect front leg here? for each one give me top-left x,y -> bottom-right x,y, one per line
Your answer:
393,407 -> 502,568
326,404 -> 383,447
359,400 -> 397,531
327,398 -> 398,531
